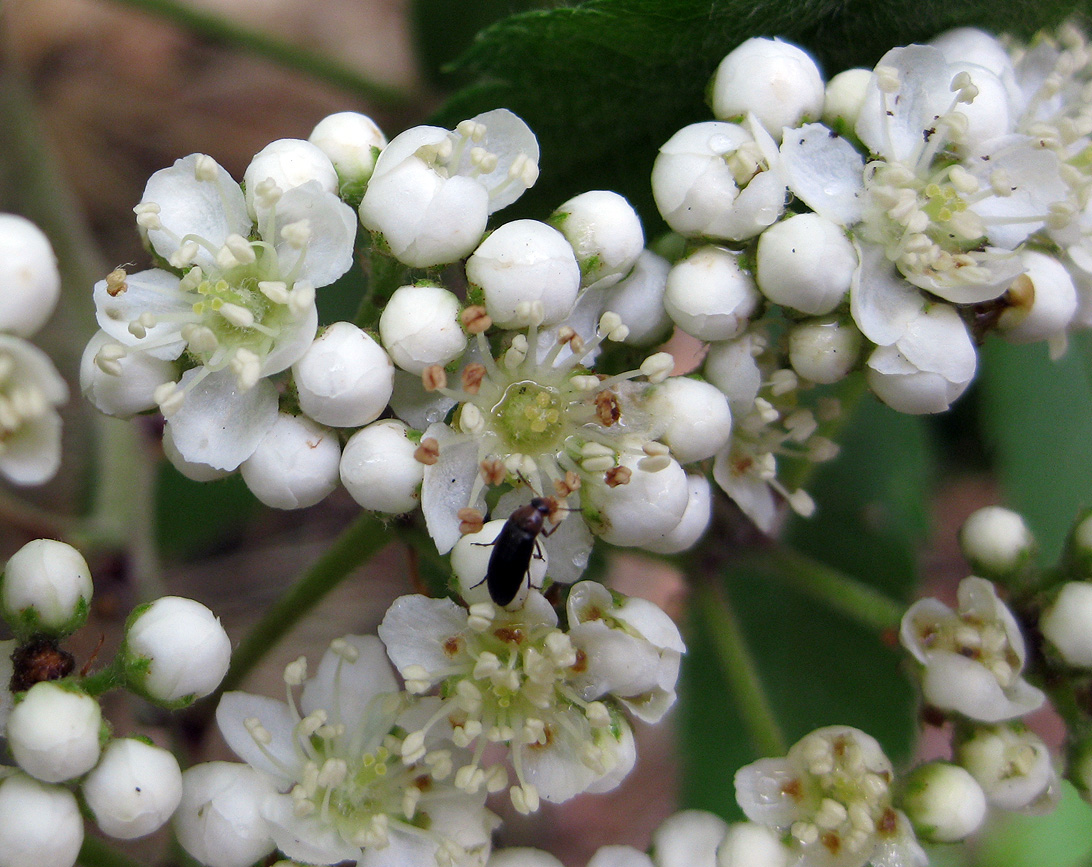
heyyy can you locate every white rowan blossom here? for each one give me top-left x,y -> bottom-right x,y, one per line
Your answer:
0,213 -> 61,338
378,587 -> 671,813
6,682 -> 102,783
82,738 -> 184,839
734,726 -> 926,867
214,635 -> 495,867
900,761 -> 987,843
0,773 -> 83,867
900,575 -> 1045,721
0,334 -> 68,486
359,109 -> 539,267
1,539 -> 92,638
91,152 -> 355,470
955,724 -> 1060,813
650,809 -> 728,867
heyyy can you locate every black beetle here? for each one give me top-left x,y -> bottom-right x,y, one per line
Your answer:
474,497 -> 559,607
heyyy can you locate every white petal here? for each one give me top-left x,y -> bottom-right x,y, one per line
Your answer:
652,810 -> 728,867
921,652 -> 1044,722
780,123 -> 865,225
94,268 -> 188,359
614,596 -> 686,653
896,304 -> 976,383
0,410 -> 62,486
464,108 -> 541,213
712,448 -> 779,534
300,635 -> 398,723
271,182 -> 357,288
851,243 -> 923,346
166,368 -> 278,470
899,598 -> 955,665
261,792 -> 361,865
142,154 -> 250,269
421,422 -> 486,554
259,297 -> 318,377
215,693 -> 300,785
378,594 -> 469,676
587,845 -> 654,867
733,757 -> 805,828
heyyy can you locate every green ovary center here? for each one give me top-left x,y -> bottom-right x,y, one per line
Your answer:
189,272 -> 282,361
492,381 -> 567,452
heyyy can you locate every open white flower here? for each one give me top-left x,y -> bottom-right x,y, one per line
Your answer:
900,575 -> 1044,722
0,334 -> 67,486
378,589 -> 644,814
734,726 -> 926,867
92,152 -> 355,470
215,634 -> 495,867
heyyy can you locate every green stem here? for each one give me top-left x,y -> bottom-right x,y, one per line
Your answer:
696,580 -> 787,757
214,510 -> 389,698
80,658 -> 126,698
107,0 -> 416,106
739,545 -> 906,633
77,836 -> 143,867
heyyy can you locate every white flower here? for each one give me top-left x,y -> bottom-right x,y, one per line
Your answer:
0,213 -> 60,338
80,329 -> 177,419
1040,581 -> 1092,667
996,249 -> 1077,356
0,773 -> 83,867
788,318 -> 862,385
175,762 -> 277,867
663,245 -> 759,342
587,846 -> 654,867
645,377 -> 732,464
360,110 -> 539,267
900,576 -> 1044,721
293,322 -> 394,427
1,539 -> 92,637
0,335 -> 67,486
243,139 -> 340,220
716,822 -> 791,867
240,413 -> 340,510
712,37 -> 825,139
550,191 -> 645,289
755,213 -> 856,315
309,112 -> 387,191
93,153 -> 355,470
215,635 -> 495,867
652,119 -> 786,241
651,810 -> 728,867
955,724 -> 1059,813
900,761 -> 987,843
601,250 -> 673,346
379,283 -> 468,375
958,505 -> 1035,580
124,595 -> 232,706
340,419 -> 424,514
6,682 -> 101,783
378,591 -> 639,813
734,725 -> 926,867
82,738 -> 183,839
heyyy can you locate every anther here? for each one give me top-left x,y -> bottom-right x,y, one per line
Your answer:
414,437 -> 440,465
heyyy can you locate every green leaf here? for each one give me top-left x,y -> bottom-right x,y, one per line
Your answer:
155,465 -> 255,558
432,0 -> 1091,229
978,335 -> 1092,563
972,783 -> 1092,867
679,398 -> 931,815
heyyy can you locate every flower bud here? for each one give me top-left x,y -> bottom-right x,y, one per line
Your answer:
756,213 -> 855,314
704,334 -> 762,412
586,845 -> 653,867
664,246 -> 759,341
451,517 -> 547,609
293,322 -> 393,427
550,191 -> 644,289
998,250 -> 1077,350
716,821 -> 790,867
651,810 -> 728,867
0,213 -> 61,338
379,284 -> 467,374
174,762 -> 276,867
308,111 -> 386,191
468,219 -> 581,328
711,38 -> 824,139
866,326 -> 975,414
956,725 -> 1058,813
0,773 -> 83,867
1040,581 -> 1092,668
243,139 -> 338,216
902,761 -> 987,843
1,539 -> 92,638
642,474 -> 713,555
822,68 -> 871,129
588,453 -> 689,548
240,413 -> 340,510
788,317 -> 861,384
602,250 -> 673,346
83,738 -> 183,839
958,505 -> 1035,581
339,419 -> 423,514
7,682 -> 101,782
652,121 -> 785,241
80,330 -> 178,418
123,596 -> 231,706
647,377 -> 732,463
488,850 -> 565,867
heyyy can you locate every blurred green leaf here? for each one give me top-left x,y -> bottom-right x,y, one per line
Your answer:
972,783 -> 1092,867
433,0 -> 1090,230
679,398 -> 931,815
978,335 -> 1092,563
155,465 -> 254,558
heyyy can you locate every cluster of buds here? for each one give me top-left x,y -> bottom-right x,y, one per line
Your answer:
0,539 -> 231,866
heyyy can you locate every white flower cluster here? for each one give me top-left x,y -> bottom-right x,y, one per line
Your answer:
651,25 -> 1092,531
0,214 -> 66,486
0,539 -> 232,867
179,588 -> 683,867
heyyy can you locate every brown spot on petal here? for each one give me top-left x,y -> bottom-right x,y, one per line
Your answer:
821,832 -> 841,854
494,626 -> 525,645
443,636 -> 463,657
781,778 -> 803,800
571,648 -> 588,673
877,808 -> 898,834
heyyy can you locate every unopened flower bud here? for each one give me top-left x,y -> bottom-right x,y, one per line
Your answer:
83,738 -> 183,839
451,518 -> 546,609
958,505 -> 1035,581
1040,581 -> 1092,668
902,761 -> 987,843
822,68 -> 872,130
788,317 -> 861,384
550,191 -> 644,289
243,139 -> 338,217
1,539 -> 92,638
240,413 -> 340,510
7,682 -> 101,782
711,37 -> 824,139
717,821 -> 791,867
602,250 -> 673,346
174,762 -> 276,867
308,111 -> 386,192
756,213 -> 855,314
340,420 -> 424,514
379,284 -> 467,374
0,773 -> 83,867
646,377 -> 732,463
123,596 -> 231,706
0,214 -> 61,338
664,246 -> 759,341
293,322 -> 394,427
